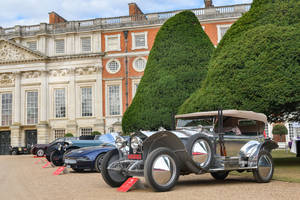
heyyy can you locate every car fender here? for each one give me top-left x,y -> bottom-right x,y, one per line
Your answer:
142,131 -> 203,173
247,140 -> 278,167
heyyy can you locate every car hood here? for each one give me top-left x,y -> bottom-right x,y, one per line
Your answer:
33,144 -> 49,148
66,144 -> 115,156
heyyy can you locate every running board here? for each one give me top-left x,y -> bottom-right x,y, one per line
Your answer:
209,167 -> 257,172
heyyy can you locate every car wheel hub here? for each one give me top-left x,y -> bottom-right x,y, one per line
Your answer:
258,154 -> 272,179
152,154 -> 176,186
192,139 -> 211,167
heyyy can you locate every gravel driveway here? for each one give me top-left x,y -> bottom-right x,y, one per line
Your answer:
0,155 -> 299,200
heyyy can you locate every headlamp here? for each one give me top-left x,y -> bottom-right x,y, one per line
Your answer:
131,136 -> 142,153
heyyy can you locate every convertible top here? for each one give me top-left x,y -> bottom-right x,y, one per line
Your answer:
175,110 -> 267,124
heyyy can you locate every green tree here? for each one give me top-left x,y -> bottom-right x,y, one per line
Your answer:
122,11 -> 214,134
65,133 -> 74,137
272,124 -> 288,141
91,131 -> 101,136
179,0 -> 300,122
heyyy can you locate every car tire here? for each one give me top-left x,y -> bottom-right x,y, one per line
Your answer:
36,149 -> 45,157
144,147 -> 180,192
11,150 -> 17,155
72,168 -> 84,173
211,171 -> 229,180
253,150 -> 274,183
50,150 -> 64,166
101,149 -> 130,187
186,135 -> 214,171
95,153 -> 105,173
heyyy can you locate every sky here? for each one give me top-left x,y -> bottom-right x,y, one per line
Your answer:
0,0 -> 253,28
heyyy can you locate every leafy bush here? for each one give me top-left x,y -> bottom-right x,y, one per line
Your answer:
272,124 -> 288,135
65,133 -> 74,137
122,11 -> 214,134
91,131 -> 101,136
179,0 -> 300,122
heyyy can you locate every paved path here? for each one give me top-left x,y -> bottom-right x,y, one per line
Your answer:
0,155 -> 299,200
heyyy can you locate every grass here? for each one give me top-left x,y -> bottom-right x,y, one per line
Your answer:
231,150 -> 300,183
272,150 -> 300,183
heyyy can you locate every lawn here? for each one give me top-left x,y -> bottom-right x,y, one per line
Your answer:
231,150 -> 300,183
272,150 -> 300,183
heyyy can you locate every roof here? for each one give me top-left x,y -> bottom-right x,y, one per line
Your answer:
175,110 -> 267,123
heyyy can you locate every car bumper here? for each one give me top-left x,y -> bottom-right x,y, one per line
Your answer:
64,158 -> 94,170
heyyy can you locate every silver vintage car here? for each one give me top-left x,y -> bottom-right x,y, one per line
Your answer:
101,110 -> 278,192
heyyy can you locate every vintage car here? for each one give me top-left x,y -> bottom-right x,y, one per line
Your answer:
51,133 -> 119,166
101,110 -> 278,192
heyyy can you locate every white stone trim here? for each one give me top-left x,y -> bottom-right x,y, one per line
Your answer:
217,24 -> 232,43
132,56 -> 147,72
105,34 -> 121,52
105,51 -> 150,58
131,79 -> 140,99
131,31 -> 148,50
106,59 -> 121,74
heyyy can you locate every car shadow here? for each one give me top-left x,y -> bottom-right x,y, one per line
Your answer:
176,176 -> 255,187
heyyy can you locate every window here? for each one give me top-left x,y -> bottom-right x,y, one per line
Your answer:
80,128 -> 92,136
217,25 -> 231,43
27,41 -> 37,51
106,60 -> 121,74
81,37 -> 91,52
55,89 -> 66,118
1,93 -> 12,126
54,129 -> 65,139
265,124 -> 269,137
27,91 -> 38,124
105,35 -> 120,51
288,123 -> 294,139
132,32 -> 148,49
132,82 -> 139,98
55,39 -> 65,54
133,57 -> 146,72
108,85 -> 120,116
81,87 -> 92,117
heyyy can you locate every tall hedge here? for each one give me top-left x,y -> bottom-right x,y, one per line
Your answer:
122,11 -> 214,134
179,0 -> 300,122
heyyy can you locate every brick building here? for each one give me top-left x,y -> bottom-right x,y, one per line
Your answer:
5,1 -> 297,154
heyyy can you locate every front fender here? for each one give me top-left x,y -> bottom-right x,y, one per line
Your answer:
142,131 -> 203,173
247,139 -> 278,167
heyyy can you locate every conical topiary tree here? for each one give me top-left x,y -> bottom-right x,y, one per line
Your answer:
122,11 -> 214,134
179,0 -> 300,122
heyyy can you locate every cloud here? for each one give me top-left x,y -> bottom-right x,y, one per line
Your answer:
0,0 -> 253,28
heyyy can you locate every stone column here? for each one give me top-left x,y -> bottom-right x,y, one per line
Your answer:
11,72 -> 21,147
94,64 -> 105,133
38,70 -> 49,144
67,68 -> 77,135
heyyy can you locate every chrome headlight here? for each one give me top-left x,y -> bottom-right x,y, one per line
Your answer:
115,136 -> 126,149
131,136 -> 142,153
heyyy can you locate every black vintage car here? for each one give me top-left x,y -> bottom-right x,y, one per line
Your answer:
10,146 -> 31,155
101,110 -> 278,192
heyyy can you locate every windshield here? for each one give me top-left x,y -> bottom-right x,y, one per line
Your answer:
98,134 -> 115,144
176,117 -> 214,131
50,138 -> 64,145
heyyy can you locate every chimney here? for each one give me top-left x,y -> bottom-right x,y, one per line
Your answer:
48,12 -> 67,24
204,0 -> 214,8
128,3 -> 144,16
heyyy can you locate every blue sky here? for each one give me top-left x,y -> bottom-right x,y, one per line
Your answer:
0,0 -> 252,28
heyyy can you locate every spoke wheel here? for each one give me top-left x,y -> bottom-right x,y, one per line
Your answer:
101,149 -> 130,187
253,150 -> 274,183
36,149 -> 45,157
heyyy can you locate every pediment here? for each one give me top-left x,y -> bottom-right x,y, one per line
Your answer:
0,39 -> 47,64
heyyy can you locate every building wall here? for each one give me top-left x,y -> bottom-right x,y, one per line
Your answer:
0,2 -> 254,145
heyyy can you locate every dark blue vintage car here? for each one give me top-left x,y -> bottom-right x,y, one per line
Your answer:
63,133 -> 123,172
